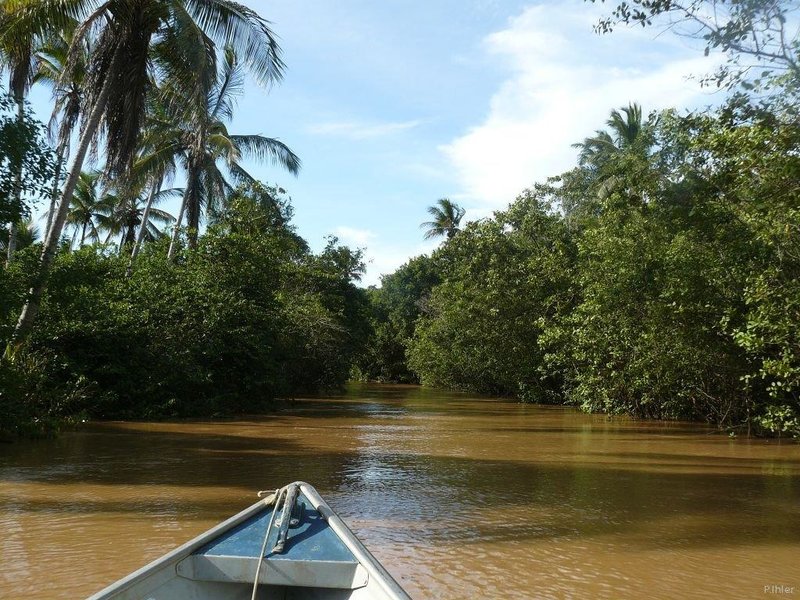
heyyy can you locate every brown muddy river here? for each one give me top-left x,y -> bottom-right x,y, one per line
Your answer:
1,383 -> 799,599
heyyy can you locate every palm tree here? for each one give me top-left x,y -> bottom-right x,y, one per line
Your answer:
573,103 -> 645,169
1,218 -> 39,254
100,187 -> 177,250
66,171 -> 177,250
146,46 -> 300,258
0,3 -> 39,264
34,20 -> 90,238
570,103 -> 657,210
66,171 -> 114,247
4,0 -> 288,352
421,198 -> 466,240
123,94 -> 184,267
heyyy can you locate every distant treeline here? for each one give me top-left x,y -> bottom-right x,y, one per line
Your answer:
356,97 -> 800,437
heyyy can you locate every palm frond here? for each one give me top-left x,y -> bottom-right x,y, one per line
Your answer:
209,44 -> 243,121
426,205 -> 445,219
2,0 -> 94,42
421,225 -> 445,241
146,207 -> 176,224
421,198 -> 465,240
60,1 -> 111,89
232,134 -> 300,174
152,2 -> 216,117
227,160 -> 256,186
130,141 -> 183,188
607,103 -> 642,147
87,11 -> 158,176
183,0 -> 285,87
208,132 -> 238,161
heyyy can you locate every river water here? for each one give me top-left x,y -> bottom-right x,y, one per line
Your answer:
1,383 -> 799,599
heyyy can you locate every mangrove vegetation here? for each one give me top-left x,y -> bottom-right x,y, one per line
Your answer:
357,2 -> 800,437
1,0 -> 799,438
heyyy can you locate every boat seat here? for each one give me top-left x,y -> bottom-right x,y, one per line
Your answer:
176,494 -> 369,591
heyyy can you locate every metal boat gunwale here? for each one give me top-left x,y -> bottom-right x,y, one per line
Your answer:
86,481 -> 411,600
298,482 -> 410,600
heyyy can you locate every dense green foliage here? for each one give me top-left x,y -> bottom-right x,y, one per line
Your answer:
0,95 -> 55,224
0,193 -> 367,434
0,1 -> 312,437
2,0 -> 799,441
362,97 -> 800,437
353,1 -> 800,437
355,255 -> 439,383
408,194 -> 574,401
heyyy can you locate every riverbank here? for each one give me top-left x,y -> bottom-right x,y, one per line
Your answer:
0,203 -> 370,438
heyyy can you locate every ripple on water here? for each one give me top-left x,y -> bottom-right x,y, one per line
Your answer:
2,384 -> 800,599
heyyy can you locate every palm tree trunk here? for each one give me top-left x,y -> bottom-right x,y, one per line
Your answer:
6,43 -> 125,357
118,228 -> 126,251
186,137 -> 204,250
6,96 -> 25,266
167,183 -> 191,262
80,221 -> 87,246
128,179 -> 160,274
5,221 -> 17,266
44,147 -> 65,239
187,186 -> 200,249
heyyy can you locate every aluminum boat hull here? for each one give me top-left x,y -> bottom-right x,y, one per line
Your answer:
87,482 -> 411,600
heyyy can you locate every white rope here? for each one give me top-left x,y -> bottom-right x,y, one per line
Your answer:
250,487 -> 285,600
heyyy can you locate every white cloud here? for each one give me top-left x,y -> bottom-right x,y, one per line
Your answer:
307,119 -> 422,139
330,225 -> 439,286
333,226 -> 377,246
360,239 -> 440,287
441,3 -> 722,210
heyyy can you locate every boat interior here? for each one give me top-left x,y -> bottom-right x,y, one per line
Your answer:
88,483 -> 408,600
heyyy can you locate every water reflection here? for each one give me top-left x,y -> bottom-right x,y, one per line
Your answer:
1,382 -> 799,599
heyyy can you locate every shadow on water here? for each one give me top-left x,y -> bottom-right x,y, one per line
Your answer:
3,383 -> 800,600
2,418 -> 799,553
301,383 -> 730,433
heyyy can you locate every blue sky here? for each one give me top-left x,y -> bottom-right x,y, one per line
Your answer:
27,0 -> 723,285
